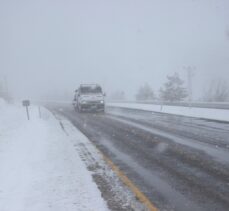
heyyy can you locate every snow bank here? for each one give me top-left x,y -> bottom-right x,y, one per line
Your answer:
108,103 -> 229,122
0,103 -> 108,211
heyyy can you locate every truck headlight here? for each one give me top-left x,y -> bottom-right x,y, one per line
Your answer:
100,100 -> 104,104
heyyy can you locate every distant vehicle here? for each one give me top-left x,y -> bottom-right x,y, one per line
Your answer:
73,84 -> 105,112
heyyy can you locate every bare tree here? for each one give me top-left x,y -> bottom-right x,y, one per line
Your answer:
136,83 -> 155,101
0,80 -> 11,102
226,28 -> 229,41
159,72 -> 188,102
203,79 -> 229,102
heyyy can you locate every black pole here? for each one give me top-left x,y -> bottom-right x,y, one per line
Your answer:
26,106 -> 30,120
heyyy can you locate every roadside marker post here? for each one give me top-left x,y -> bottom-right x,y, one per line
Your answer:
22,100 -> 30,120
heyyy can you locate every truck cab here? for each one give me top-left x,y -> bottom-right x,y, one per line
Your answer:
74,84 -> 105,112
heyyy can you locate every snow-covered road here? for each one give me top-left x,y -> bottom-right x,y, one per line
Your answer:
51,103 -> 229,211
0,99 -> 108,211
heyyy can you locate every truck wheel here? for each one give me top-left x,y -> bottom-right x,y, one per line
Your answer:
74,106 -> 77,112
78,105 -> 82,113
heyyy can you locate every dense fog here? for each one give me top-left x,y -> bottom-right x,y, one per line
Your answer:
0,0 -> 229,101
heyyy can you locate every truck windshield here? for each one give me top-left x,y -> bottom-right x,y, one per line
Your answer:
80,86 -> 102,94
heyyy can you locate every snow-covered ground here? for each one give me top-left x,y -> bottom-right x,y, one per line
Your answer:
0,99 -> 108,211
108,102 -> 229,122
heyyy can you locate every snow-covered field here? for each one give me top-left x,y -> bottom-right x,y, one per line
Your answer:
0,99 -> 108,211
108,102 -> 229,122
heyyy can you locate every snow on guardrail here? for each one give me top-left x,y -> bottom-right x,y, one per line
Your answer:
107,102 -> 229,123
107,100 -> 229,110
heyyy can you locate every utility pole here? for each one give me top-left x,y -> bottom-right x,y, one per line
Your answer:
183,66 -> 195,107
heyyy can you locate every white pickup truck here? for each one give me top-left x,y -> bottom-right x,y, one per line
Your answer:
73,84 -> 105,112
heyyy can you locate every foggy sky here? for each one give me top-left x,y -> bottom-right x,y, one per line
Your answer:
1,0 -> 229,100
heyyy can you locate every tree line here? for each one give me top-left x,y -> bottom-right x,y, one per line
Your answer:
110,72 -> 229,102
136,72 -> 188,102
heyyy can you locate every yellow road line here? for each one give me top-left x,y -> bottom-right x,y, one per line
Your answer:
101,152 -> 158,211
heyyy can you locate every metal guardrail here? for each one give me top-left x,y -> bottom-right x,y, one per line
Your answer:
25,99 -> 229,110
108,100 -> 229,110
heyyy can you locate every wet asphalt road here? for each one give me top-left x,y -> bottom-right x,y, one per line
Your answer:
49,104 -> 229,211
